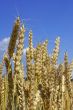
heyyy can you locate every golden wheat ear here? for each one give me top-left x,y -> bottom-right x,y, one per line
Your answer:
64,52 -> 69,66
8,17 -> 20,59
0,61 -> 8,110
0,63 -> 3,108
28,30 -> 34,60
64,52 -> 73,109
13,25 -> 25,110
51,37 -> 60,65
3,54 -> 14,110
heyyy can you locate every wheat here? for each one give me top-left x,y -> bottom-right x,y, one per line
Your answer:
8,17 -> 20,58
0,18 -> 73,110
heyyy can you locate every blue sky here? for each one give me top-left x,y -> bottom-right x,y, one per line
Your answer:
0,0 -> 73,62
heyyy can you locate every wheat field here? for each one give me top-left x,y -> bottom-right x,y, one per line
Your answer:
0,17 -> 73,110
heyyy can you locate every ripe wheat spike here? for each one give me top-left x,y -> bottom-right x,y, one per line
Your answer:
51,37 -> 60,65
8,17 -> 20,59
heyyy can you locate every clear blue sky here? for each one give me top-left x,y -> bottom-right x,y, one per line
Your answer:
0,0 -> 73,62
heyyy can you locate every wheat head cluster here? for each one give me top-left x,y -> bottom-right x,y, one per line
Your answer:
0,17 -> 73,110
